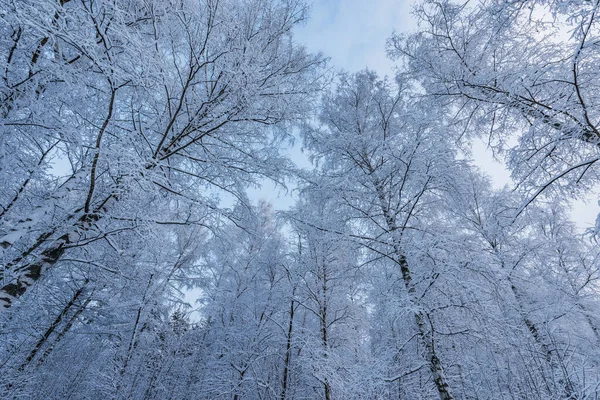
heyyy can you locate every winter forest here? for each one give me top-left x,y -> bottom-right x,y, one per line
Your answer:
2,0 -> 600,399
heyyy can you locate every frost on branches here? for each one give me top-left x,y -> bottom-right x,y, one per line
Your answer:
1,0 -> 600,399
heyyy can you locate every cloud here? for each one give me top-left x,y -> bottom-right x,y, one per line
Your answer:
295,0 -> 416,76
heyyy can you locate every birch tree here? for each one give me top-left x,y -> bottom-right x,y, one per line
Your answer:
303,70 -> 467,400
445,172 -> 600,398
285,189 -> 370,400
0,0 -> 324,309
389,0 -> 600,207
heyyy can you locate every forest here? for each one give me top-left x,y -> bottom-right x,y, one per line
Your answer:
1,0 -> 600,399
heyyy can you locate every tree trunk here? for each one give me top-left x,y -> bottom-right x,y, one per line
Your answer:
371,174 -> 455,400
18,280 -> 88,370
398,254 -> 455,400
320,264 -> 332,400
0,196 -> 115,310
510,281 -> 577,399
280,298 -> 295,400
38,294 -> 92,366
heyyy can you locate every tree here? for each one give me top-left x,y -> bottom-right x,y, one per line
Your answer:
444,171 -> 600,398
303,70 -> 472,399
183,201 -> 292,399
0,211 -> 207,399
0,0 -> 324,309
389,0 -> 600,209
285,189 -> 369,400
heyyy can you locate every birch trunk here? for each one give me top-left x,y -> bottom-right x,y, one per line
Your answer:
0,197 -> 115,309
370,171 -> 455,400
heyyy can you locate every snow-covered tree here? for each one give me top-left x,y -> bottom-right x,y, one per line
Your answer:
0,0 -> 324,309
390,0 -> 600,207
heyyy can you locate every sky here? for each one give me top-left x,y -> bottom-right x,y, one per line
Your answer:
248,0 -> 415,209
249,0 -> 598,231
294,0 -> 413,75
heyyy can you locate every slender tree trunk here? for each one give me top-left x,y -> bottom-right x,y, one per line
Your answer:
280,298 -> 295,400
115,274 -> 154,397
510,281 -> 577,399
487,241 -> 578,399
320,265 -> 332,400
576,302 -> 600,345
18,280 -> 88,370
38,294 -> 93,365
370,174 -> 455,400
233,369 -> 246,400
398,254 -> 455,400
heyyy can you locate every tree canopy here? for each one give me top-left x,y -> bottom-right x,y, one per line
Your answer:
1,0 -> 600,399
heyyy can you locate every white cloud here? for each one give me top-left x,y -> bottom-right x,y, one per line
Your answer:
295,0 -> 416,76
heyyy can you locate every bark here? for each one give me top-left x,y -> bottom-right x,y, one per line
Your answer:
490,241 -> 578,399
115,275 -> 154,398
280,298 -> 295,400
370,170 -> 455,400
18,281 -> 88,370
0,81 -> 118,309
576,302 -> 600,345
320,265 -> 332,400
0,202 -> 112,309
398,254 -> 455,400
38,293 -> 92,365
120,274 -> 154,377
0,233 -> 68,309
510,281 -> 577,399
84,86 -> 117,214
